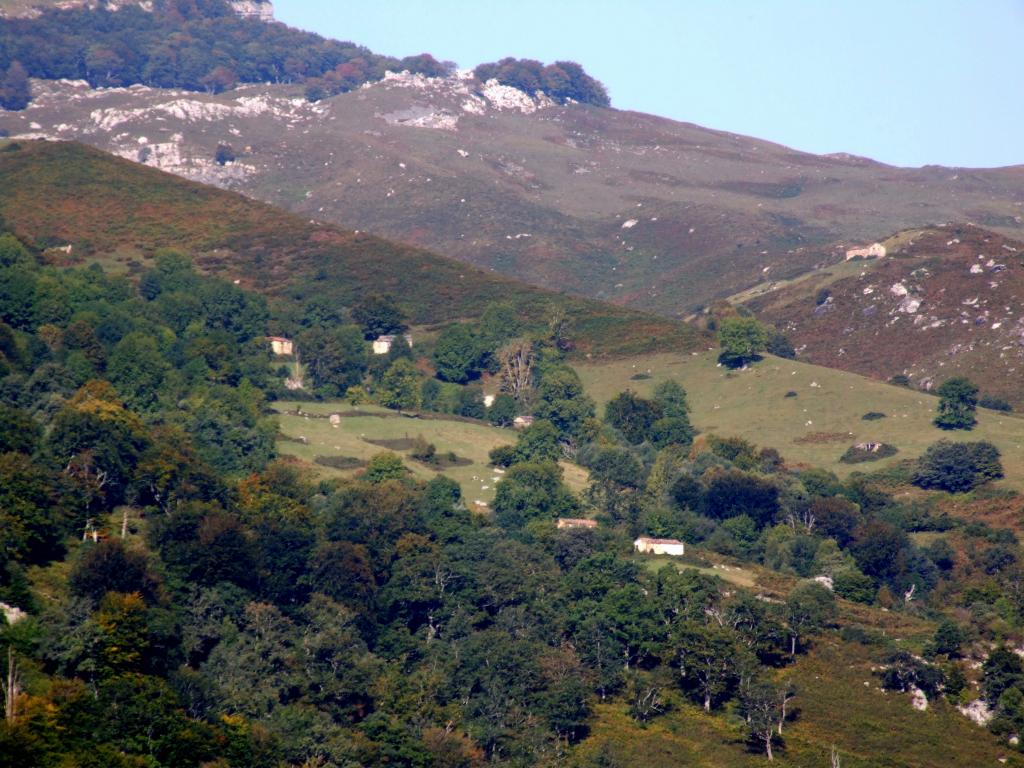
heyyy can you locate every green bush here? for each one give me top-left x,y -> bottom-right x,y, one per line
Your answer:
979,395 -> 1012,412
832,569 -> 876,603
410,435 -> 437,463
913,440 -> 1003,493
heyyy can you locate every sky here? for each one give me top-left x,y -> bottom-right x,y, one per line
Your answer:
275,0 -> 1023,169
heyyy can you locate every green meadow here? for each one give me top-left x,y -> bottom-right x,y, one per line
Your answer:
576,351 -> 1024,489
274,400 -> 589,504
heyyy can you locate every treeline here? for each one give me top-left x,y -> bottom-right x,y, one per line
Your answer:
0,2 -> 613,110
0,0 -> 453,107
474,57 -> 610,106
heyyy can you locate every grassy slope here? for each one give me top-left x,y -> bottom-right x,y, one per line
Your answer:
576,351 -> 1024,489
272,400 -> 589,504
576,636 -> 1023,768
273,401 -> 514,504
585,550 -> 1019,767
0,141 -> 705,357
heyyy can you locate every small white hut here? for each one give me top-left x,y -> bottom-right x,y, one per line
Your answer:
372,333 -> 414,355
268,336 -> 294,356
557,518 -> 598,530
634,537 -> 686,556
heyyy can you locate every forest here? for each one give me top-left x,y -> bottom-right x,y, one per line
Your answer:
2,220 -> 1024,766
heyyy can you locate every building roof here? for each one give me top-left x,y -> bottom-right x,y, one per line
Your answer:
635,536 -> 685,545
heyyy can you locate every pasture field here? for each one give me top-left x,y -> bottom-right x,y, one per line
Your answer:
274,401 -> 590,504
273,401 -> 515,504
576,351 -> 1024,489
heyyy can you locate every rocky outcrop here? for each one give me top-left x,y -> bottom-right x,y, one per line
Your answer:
229,0 -> 273,21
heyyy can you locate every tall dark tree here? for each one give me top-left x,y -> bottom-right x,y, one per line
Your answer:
352,294 -> 407,339
933,377 -> 978,430
604,390 -> 662,444
433,323 -> 482,383
0,61 -> 30,110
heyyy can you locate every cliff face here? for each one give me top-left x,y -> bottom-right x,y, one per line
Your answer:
228,0 -> 272,21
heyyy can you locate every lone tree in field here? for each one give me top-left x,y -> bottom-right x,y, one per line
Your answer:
718,317 -> 769,368
933,377 -> 978,430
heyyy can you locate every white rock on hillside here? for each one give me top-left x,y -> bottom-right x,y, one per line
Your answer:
910,686 -> 928,711
958,698 -> 994,726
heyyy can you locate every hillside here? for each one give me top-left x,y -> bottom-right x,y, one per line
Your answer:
575,349 -> 1024,490
4,71 -> 1023,316
744,224 -> 1024,405
3,146 -> 1024,768
0,140 -> 704,357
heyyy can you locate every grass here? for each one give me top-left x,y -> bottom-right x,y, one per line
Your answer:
575,351 -> 1024,489
634,552 -> 760,589
273,401 -> 589,504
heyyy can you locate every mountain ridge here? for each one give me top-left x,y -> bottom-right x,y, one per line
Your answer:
5,67 -> 1021,317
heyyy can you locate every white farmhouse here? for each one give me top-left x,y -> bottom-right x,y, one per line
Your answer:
267,336 -> 294,356
634,537 -> 686,556
372,333 -> 414,355
844,243 -> 886,261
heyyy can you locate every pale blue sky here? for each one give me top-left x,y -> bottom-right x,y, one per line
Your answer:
276,1 -> 1023,169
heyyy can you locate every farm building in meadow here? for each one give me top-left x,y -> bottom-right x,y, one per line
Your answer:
634,537 -> 686,556
372,333 -> 414,355
267,336 -> 294,356
512,415 -> 535,429
844,242 -> 886,261
557,518 -> 598,530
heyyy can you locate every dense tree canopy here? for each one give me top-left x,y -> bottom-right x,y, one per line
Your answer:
474,57 -> 610,106
0,0 -> 455,107
913,440 -> 1003,492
